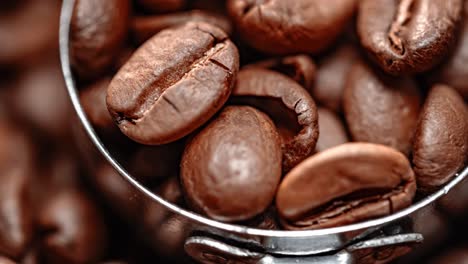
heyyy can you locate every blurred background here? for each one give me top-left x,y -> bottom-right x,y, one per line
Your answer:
0,1 -> 467,264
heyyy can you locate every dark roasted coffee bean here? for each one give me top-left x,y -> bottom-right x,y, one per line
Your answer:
413,84 -> 468,192
181,106 -> 282,222
431,0 -> 468,99
71,0 -> 130,80
344,61 -> 421,155
313,44 -> 359,113
0,0 -> 59,65
107,22 -> 239,145
357,0 -> 463,75
227,0 -> 357,54
80,77 -> 114,130
315,107 -> 348,152
246,55 -> 316,92
37,190 -> 108,264
0,121 -> 34,259
232,68 -> 319,172
132,10 -> 232,44
276,143 -> 416,229
137,0 -> 187,13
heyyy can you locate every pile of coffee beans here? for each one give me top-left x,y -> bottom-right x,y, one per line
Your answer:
1,0 -> 468,263
74,0 -> 468,230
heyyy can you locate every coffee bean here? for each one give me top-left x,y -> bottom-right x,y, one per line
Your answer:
344,61 -> 421,155
137,0 -> 187,13
315,107 -> 349,152
232,68 -> 319,172
276,143 -> 416,229
227,0 -> 357,54
0,121 -> 34,259
313,44 -> 359,113
431,0 -> 468,100
37,190 -> 108,264
0,257 -> 16,264
181,106 -> 282,222
80,78 -> 114,130
71,0 -> 130,80
132,10 -> 232,44
107,22 -> 239,145
245,55 -> 316,92
413,84 -> 468,192
0,0 -> 59,66
357,0 -> 463,75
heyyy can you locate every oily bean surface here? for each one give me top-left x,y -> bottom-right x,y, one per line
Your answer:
357,0 -> 463,75
413,84 -> 468,192
344,61 -> 421,155
181,106 -> 282,222
227,0 -> 357,54
107,22 -> 239,145
232,68 -> 319,172
276,143 -> 416,229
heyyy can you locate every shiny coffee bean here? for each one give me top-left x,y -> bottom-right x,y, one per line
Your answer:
181,106 -> 282,222
413,84 -> 468,192
344,61 -> 421,155
232,68 -> 319,172
80,78 -> 114,130
315,107 -> 349,152
276,143 -> 416,229
107,22 -> 239,145
37,190 -> 107,264
246,55 -> 316,92
432,0 -> 468,99
227,0 -> 357,54
357,0 -> 463,75
0,121 -> 34,259
132,10 -> 232,44
137,0 -> 187,13
0,0 -> 59,65
313,44 -> 359,113
71,0 -> 130,80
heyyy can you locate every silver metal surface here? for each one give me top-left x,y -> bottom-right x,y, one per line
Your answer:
59,0 -> 468,262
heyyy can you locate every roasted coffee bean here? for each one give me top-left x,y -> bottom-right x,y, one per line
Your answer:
0,0 -> 59,65
80,78 -> 114,130
313,44 -> 359,113
137,0 -> 187,13
37,190 -> 107,264
181,106 -> 282,222
132,10 -> 232,44
438,174 -> 468,216
0,257 -> 16,264
276,143 -> 416,229
344,61 -> 421,155
0,121 -> 34,259
246,55 -> 316,92
232,68 -> 319,172
71,0 -> 130,80
107,22 -> 239,145
431,247 -> 468,264
227,0 -> 357,54
431,0 -> 468,99
413,84 -> 468,192
315,107 -> 349,152
357,0 -> 463,75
